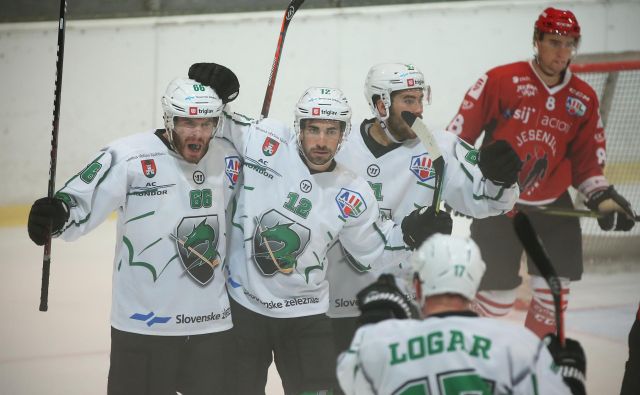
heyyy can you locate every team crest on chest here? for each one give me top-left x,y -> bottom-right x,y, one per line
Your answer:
252,209 -> 311,277
224,156 -> 241,185
262,137 -> 280,156
409,153 -> 436,182
174,215 -> 221,286
141,159 -> 156,178
335,188 -> 367,219
566,96 -> 586,117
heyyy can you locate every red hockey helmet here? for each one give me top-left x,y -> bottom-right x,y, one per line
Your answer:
535,7 -> 581,38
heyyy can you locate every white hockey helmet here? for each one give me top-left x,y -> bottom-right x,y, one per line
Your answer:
294,87 -> 352,157
364,63 -> 431,120
411,234 -> 486,304
161,78 -> 225,144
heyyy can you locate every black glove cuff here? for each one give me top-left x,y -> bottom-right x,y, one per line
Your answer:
359,291 -> 414,320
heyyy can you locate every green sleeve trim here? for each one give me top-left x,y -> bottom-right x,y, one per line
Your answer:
416,181 -> 435,190
472,185 -> 506,201
459,162 -> 474,182
458,139 -> 475,151
223,110 -> 253,125
230,196 -> 244,232
373,222 -> 408,251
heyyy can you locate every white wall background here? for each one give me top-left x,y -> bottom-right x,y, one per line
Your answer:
1,0 -> 639,205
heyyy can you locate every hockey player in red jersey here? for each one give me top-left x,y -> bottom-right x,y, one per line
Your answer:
446,7 -> 637,338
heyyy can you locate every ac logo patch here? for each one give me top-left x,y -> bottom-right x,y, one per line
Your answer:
409,153 -> 436,182
224,156 -> 241,185
335,188 -> 367,219
141,159 -> 156,178
262,137 -> 280,156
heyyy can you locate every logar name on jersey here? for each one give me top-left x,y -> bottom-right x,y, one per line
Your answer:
389,329 -> 493,365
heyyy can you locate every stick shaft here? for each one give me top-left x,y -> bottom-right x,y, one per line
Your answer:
516,203 -> 640,221
260,0 -> 305,118
513,212 -> 565,345
40,0 -> 68,312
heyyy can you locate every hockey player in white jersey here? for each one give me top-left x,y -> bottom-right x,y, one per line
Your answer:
27,67 -> 241,395
337,234 -> 587,395
185,61 -> 450,393
326,63 -> 522,367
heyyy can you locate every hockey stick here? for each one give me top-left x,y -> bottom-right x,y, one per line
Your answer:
401,111 -> 445,213
515,203 -> 640,221
169,233 -> 220,270
40,0 -> 68,312
260,0 -> 305,118
513,212 -> 565,346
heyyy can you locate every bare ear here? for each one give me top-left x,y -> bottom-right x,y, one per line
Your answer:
375,99 -> 388,118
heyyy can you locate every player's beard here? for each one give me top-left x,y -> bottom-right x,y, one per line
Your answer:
173,132 -> 211,164
386,110 -> 417,142
304,144 -> 335,166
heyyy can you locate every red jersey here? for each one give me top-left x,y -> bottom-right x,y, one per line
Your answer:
447,60 -> 608,204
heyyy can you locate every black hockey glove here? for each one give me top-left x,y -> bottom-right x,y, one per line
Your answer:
188,62 -> 239,104
401,206 -> 453,250
478,140 -> 522,187
544,334 -> 586,395
27,197 -> 69,246
585,185 -> 636,231
356,274 -> 420,327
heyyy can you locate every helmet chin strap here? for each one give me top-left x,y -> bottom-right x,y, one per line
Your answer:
375,105 -> 402,144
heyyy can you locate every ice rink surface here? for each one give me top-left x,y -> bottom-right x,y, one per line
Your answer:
1,219 -> 638,394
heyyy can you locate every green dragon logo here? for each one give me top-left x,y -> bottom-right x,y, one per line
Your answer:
175,215 -> 220,285
184,219 -> 219,263
252,209 -> 310,276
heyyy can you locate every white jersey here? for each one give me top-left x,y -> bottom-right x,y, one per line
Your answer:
327,120 -> 519,317
56,131 -> 239,335
337,313 -> 571,395
219,113 -> 409,318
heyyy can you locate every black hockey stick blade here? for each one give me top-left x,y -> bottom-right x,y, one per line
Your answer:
260,0 -> 305,118
513,212 -> 565,344
402,111 -> 445,213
